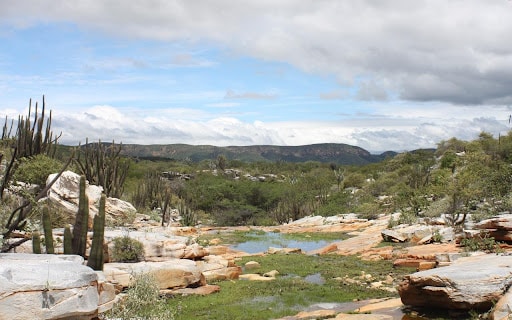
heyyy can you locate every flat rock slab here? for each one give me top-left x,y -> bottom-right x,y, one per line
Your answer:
104,259 -> 205,289
0,253 -> 99,320
398,254 -> 512,311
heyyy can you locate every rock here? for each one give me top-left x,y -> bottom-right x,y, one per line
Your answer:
239,274 -> 275,281
197,255 -> 242,282
263,270 -> 279,278
476,214 -> 512,241
244,261 -> 261,270
267,247 -> 302,254
354,297 -> 403,314
161,284 -> 221,296
46,171 -> 136,226
381,229 -> 407,242
104,230 -> 201,261
492,288 -> 512,320
103,259 -> 205,289
335,315 -> 392,319
398,254 -> 512,311
0,253 -> 108,320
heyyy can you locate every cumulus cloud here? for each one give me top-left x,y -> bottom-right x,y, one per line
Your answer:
3,1 -> 512,106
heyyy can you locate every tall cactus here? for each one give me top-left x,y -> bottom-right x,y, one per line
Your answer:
42,207 -> 54,254
87,193 -> 106,270
63,224 -> 73,254
72,175 -> 89,257
32,230 -> 41,254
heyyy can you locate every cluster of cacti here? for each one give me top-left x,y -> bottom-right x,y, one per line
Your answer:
60,174 -> 106,270
178,200 -> 197,227
75,138 -> 129,198
1,96 -> 73,246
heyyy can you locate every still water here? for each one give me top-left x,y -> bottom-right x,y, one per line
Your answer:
229,231 -> 335,253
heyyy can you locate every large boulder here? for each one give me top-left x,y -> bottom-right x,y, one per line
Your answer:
46,171 -> 136,225
103,259 -> 205,289
0,253 -> 107,320
398,254 -> 512,311
475,214 -> 512,242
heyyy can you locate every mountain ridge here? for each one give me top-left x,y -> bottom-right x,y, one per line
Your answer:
117,143 -> 398,165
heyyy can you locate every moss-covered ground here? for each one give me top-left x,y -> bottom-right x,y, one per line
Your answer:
168,253 -> 416,320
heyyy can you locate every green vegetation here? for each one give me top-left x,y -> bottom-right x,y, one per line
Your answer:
169,253 -> 415,320
105,272 -> 175,320
111,235 -> 145,262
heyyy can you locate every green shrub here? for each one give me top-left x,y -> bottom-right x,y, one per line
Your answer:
106,272 -> 175,320
460,232 -> 502,253
111,236 -> 145,262
13,154 -> 63,186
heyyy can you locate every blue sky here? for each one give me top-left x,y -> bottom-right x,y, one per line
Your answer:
1,1 -> 512,152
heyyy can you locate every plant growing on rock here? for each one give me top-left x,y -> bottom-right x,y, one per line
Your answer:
106,272 -> 175,319
87,193 -> 106,270
111,235 -> 145,262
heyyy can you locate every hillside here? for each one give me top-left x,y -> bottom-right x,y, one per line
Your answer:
118,143 -> 395,165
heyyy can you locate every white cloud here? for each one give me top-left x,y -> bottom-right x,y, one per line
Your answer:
3,1 -> 512,105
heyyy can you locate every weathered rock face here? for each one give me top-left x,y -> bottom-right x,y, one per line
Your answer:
0,253 -> 106,320
398,254 -> 512,311
46,171 -> 136,225
475,214 -> 512,242
103,259 -> 205,289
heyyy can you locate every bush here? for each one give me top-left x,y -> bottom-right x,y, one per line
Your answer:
111,236 -> 145,262
13,154 -> 63,186
460,232 -> 502,253
105,272 -> 175,320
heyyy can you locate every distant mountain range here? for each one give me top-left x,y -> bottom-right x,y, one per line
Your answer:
117,143 -> 398,165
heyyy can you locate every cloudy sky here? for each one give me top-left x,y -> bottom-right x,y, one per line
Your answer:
1,1 -> 512,152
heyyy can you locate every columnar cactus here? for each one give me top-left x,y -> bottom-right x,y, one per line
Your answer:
32,230 -> 41,254
42,207 -> 54,254
72,175 -> 89,257
87,193 -> 106,270
63,224 -> 73,254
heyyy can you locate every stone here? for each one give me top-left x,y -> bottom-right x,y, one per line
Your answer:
239,274 -> 275,281
263,270 -> 279,277
46,171 -> 136,226
381,229 -> 407,242
267,247 -> 302,254
398,254 -> 512,311
197,255 -> 242,282
354,297 -> 403,314
161,284 -> 221,296
475,214 -> 512,241
335,315 -> 392,320
103,259 -> 205,289
492,287 -> 512,320
0,253 -> 105,320
244,261 -> 261,270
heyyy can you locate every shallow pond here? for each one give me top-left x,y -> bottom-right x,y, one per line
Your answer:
229,231 -> 341,254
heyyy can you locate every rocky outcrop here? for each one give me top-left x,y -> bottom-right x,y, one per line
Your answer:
0,253 -> 114,320
398,254 -> 512,311
475,214 -> 512,242
46,171 -> 136,225
104,259 -> 205,289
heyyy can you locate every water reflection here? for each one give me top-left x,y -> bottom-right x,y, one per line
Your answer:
229,231 -> 335,253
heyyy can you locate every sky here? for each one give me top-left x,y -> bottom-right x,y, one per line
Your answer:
1,1 -> 512,153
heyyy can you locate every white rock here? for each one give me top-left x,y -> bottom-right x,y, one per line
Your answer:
0,253 -> 101,320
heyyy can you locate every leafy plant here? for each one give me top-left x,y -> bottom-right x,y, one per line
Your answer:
105,272 -> 175,320
111,235 -> 145,262
460,232 -> 502,253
